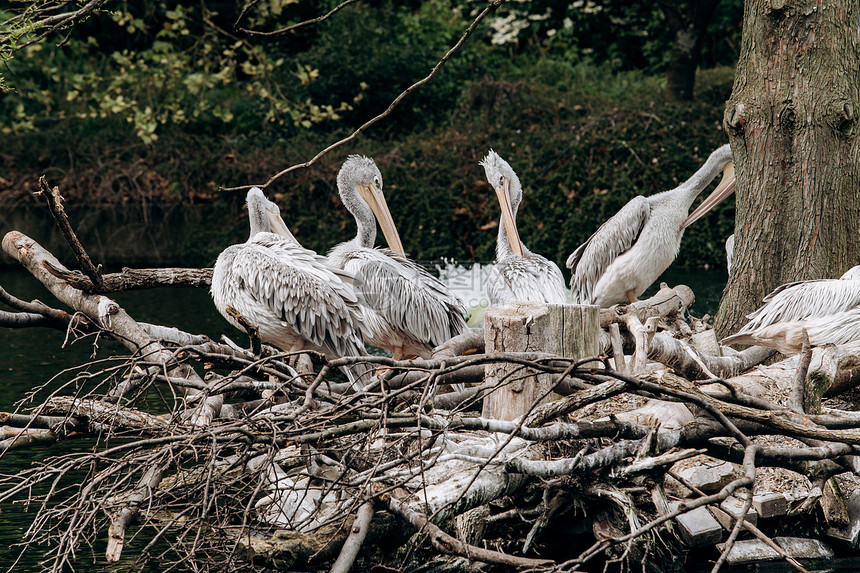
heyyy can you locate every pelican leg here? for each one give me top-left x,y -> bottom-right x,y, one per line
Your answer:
626,290 -> 638,304
288,341 -> 313,376
296,353 -> 315,374
375,346 -> 404,376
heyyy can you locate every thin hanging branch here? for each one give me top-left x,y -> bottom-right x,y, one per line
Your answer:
221,0 -> 506,192
238,0 -> 359,36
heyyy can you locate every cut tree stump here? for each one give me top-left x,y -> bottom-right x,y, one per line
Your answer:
483,303 -> 598,421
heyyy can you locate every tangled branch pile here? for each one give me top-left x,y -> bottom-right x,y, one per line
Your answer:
4,202 -> 860,573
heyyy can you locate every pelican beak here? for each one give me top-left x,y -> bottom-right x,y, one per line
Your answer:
358,182 -> 406,257
266,209 -> 298,242
681,161 -> 736,230
495,177 -> 525,257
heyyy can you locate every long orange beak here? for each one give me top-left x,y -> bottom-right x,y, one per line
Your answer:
266,209 -> 298,242
681,162 -> 736,230
358,182 -> 406,257
495,177 -> 524,257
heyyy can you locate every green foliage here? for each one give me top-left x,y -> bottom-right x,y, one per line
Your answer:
0,1 -> 369,142
292,0 -> 484,133
0,1 -> 740,271
470,0 -> 743,74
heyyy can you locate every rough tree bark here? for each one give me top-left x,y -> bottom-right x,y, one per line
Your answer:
715,0 -> 860,336
658,0 -> 724,101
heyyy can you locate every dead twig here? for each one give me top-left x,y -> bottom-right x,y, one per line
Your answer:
384,491 -> 553,569
222,0 -> 505,192
329,499 -> 374,573
35,176 -> 107,292
239,0 -> 358,36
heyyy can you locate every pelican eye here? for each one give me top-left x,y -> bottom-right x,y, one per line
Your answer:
373,176 -> 380,188
498,175 -> 505,186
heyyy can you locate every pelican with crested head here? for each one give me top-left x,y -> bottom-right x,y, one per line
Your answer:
327,155 -> 468,361
479,150 -> 567,305
567,144 -> 736,307
211,187 -> 372,389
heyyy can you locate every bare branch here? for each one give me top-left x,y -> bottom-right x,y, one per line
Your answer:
239,0 -> 359,36
222,0 -> 505,192
329,499 -> 374,573
34,177 -> 107,291
43,264 -> 213,293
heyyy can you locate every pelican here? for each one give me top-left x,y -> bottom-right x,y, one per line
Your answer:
327,155 -> 468,360
567,144 -> 736,307
211,187 -> 372,389
722,265 -> 860,354
479,150 -> 567,305
725,234 -> 735,275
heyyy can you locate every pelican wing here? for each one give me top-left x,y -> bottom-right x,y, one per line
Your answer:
339,247 -> 468,348
730,279 -> 860,337
567,195 -> 651,304
489,254 -> 567,305
236,234 -> 368,358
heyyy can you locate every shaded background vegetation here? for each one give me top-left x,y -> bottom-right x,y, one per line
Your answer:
0,0 -> 741,269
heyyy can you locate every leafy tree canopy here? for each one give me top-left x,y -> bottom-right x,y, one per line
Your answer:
1,0 -> 740,144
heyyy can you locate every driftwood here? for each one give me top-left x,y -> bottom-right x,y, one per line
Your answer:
2,231 -> 222,423
599,283 -> 695,328
44,263 -> 214,293
7,208 -> 860,573
648,333 -> 777,380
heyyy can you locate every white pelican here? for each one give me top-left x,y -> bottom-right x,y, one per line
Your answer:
479,150 -> 567,305
722,265 -> 860,354
211,187 -> 372,389
725,234 -> 735,275
567,144 -> 736,307
327,155 -> 468,360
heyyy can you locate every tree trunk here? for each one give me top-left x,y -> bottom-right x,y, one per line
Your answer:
715,0 -> 860,336
661,0 -> 723,102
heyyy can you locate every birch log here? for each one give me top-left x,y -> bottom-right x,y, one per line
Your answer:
483,303 -> 598,421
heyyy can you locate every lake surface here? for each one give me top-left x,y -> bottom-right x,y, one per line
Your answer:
0,263 -> 728,571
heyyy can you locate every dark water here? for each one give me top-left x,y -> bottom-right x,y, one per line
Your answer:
0,269 -> 240,572
0,265 -> 733,571
646,267 -> 728,319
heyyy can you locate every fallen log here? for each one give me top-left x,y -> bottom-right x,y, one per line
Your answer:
44,264 -> 213,293
2,231 -> 223,425
648,333 -> 776,380
809,341 -> 860,397
41,397 -> 171,432
0,427 -> 56,450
